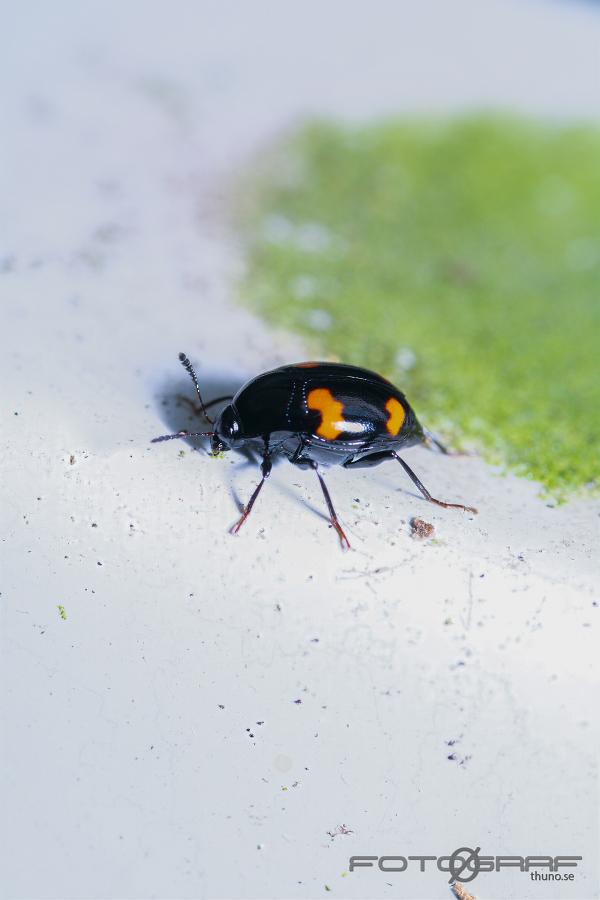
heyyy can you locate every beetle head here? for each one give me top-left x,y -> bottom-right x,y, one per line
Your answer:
212,403 -> 241,453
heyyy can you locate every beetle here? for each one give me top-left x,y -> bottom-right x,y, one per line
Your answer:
153,352 -> 477,549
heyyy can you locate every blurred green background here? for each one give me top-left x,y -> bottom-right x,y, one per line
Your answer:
239,116 -> 600,496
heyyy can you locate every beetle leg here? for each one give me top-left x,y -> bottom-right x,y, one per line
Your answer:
288,437 -> 307,465
343,450 -> 395,469
231,446 -> 272,534
422,428 -> 472,457
309,461 -> 351,550
422,428 -> 451,454
393,452 -> 478,514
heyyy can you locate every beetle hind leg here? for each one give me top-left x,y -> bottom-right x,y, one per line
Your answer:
393,452 -> 477,514
422,428 -> 474,458
423,428 -> 451,455
309,461 -> 351,550
344,449 -> 477,513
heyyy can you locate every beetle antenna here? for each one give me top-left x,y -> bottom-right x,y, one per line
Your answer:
178,352 -> 214,424
151,430 -> 214,443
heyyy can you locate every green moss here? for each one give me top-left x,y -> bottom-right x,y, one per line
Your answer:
239,116 -> 600,496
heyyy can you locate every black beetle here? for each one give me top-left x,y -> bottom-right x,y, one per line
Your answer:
153,353 -> 477,548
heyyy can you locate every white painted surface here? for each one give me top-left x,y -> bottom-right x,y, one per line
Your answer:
1,2 -> 599,898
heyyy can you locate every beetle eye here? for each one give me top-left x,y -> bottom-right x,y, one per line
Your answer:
216,405 -> 240,444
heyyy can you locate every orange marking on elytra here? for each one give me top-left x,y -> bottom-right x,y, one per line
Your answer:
295,361 -> 321,368
385,397 -> 405,436
307,388 -> 346,440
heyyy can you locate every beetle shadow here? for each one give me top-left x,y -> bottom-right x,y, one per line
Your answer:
153,370 -> 272,525
152,370 -> 251,457
264,474 -> 331,525
224,458 -> 329,521
152,370 -> 331,524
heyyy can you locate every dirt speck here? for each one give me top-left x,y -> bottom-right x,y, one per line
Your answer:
410,517 -> 435,539
327,824 -> 354,841
452,882 -> 477,900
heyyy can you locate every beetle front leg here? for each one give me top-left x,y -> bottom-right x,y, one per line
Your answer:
230,443 -> 272,534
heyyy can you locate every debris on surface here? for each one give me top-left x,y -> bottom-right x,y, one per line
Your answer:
327,824 -> 354,841
410,517 -> 435,539
451,882 -> 476,900
447,752 -> 472,768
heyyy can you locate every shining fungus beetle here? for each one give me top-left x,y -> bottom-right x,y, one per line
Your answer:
152,352 -> 478,549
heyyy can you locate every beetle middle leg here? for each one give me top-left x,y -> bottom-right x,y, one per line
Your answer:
231,444 -> 272,534
345,450 -> 477,514
309,461 -> 351,550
